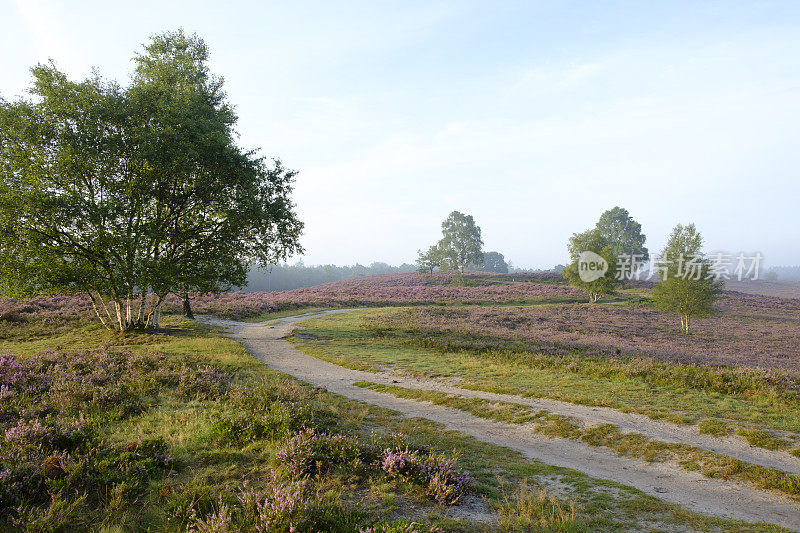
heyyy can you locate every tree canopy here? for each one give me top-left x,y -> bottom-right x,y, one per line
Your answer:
562,228 -> 619,302
416,245 -> 442,275
436,211 -> 484,274
595,206 -> 649,263
0,30 -> 303,331
477,251 -> 508,273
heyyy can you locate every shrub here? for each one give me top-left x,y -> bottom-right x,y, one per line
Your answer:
276,428 -> 362,477
380,447 -> 471,505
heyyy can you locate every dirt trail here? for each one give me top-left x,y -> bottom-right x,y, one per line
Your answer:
199,311 -> 800,530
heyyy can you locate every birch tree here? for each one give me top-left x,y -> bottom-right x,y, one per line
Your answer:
652,224 -> 722,334
0,30 -> 302,331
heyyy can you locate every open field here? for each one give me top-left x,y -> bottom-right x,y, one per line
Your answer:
2,272 -> 800,531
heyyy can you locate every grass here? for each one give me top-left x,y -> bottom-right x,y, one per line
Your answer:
0,312 -> 792,531
698,418 -> 731,437
290,308 -> 800,433
355,382 -> 800,500
495,480 -> 585,532
736,428 -> 792,451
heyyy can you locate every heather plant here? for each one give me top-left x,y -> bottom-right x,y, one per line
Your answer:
177,364 -> 233,401
380,447 -> 471,505
160,273 -> 584,319
276,428 -> 363,477
0,347 -> 241,527
369,299 -> 800,375
360,521 -> 443,533
211,401 -> 313,445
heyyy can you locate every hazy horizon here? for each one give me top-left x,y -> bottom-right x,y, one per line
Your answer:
3,1 -> 799,269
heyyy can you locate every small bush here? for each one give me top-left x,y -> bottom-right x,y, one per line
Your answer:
380,447 -> 471,505
276,428 -> 362,477
177,365 -> 233,401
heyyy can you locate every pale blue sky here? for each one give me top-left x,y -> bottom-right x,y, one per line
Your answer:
2,1 -> 799,268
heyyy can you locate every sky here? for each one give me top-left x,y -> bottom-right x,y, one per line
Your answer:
2,1 -> 799,269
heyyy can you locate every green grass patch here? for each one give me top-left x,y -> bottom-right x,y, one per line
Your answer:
358,382 -> 800,501
698,418 -> 731,437
291,309 -> 800,434
735,428 -> 792,451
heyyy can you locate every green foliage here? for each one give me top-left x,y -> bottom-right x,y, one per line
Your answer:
562,228 -> 619,302
0,30 -> 302,331
595,206 -> 649,262
416,245 -> 442,275
477,251 -> 509,273
651,224 -> 723,333
735,428 -> 790,451
436,211 -> 484,274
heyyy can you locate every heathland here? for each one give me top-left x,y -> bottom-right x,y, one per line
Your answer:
1,272 -> 799,531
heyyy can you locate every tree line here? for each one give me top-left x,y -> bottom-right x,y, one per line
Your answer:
245,262 -> 416,292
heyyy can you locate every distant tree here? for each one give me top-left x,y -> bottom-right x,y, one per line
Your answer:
562,228 -> 619,302
764,271 -> 779,282
0,30 -> 302,331
437,211 -> 484,274
480,251 -> 508,273
651,224 -> 723,334
595,207 -> 649,272
416,245 -> 441,275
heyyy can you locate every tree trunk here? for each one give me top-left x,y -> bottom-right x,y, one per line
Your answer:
153,300 -> 162,328
182,291 -> 194,319
113,300 -> 125,331
136,292 -> 146,327
87,292 -> 112,331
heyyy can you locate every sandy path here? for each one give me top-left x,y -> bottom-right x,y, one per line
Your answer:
199,311 -> 800,530
365,376 -> 800,476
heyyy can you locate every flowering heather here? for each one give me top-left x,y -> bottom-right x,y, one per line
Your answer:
276,427 -> 362,477
161,273 -> 585,319
0,347 -> 242,525
186,476 -> 320,533
360,522 -> 443,533
237,476 -> 316,530
0,294 -> 94,322
375,294 -> 800,373
380,447 -> 471,505
177,364 -> 234,401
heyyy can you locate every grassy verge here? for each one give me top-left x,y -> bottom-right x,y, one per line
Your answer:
355,382 -> 800,500
290,309 -> 800,434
